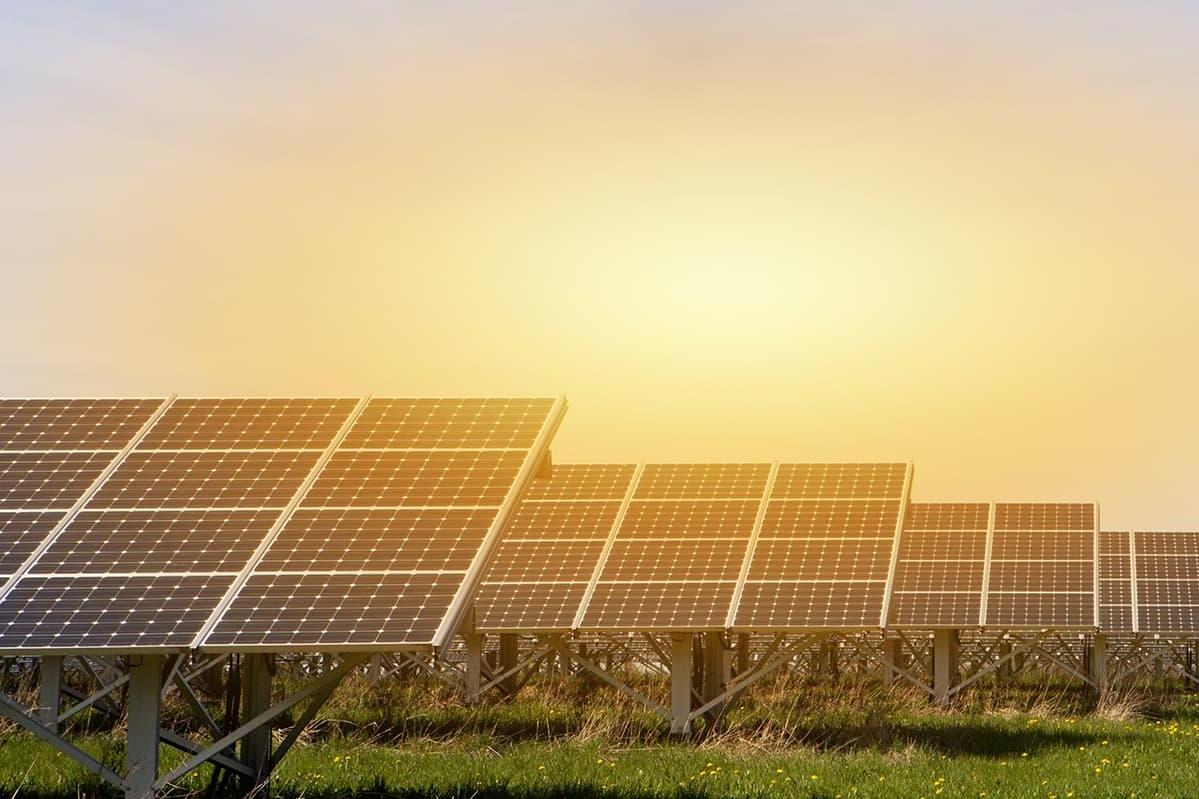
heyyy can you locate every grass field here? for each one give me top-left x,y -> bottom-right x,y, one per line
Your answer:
2,672 -> 1198,798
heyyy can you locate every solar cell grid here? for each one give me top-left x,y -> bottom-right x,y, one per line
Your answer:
30,510 -> 275,575
633,463 -> 769,499
0,452 -> 117,509
0,399 -> 161,451
751,538 -> 895,581
0,512 -> 66,575
985,502 -> 1097,629
90,450 -> 320,509
759,500 -> 901,538
136,398 -> 356,450
583,580 -> 734,629
735,580 -> 885,628
301,450 -> 525,507
890,592 -> 980,627
521,464 -> 636,501
504,501 -> 621,540
0,574 -> 235,650
202,396 -> 564,651
887,501 -> 988,628
482,539 -> 606,583
993,503 -> 1095,530
340,398 -> 555,449
473,463 -> 633,634
601,538 -> 747,581
619,500 -> 760,538
259,508 -> 495,573
771,463 -> 908,499
474,582 -> 587,631
204,572 -> 458,647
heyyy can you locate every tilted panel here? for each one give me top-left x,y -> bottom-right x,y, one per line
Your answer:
984,502 -> 1097,629
579,464 -> 771,631
634,463 -> 769,499
0,399 -> 163,580
0,398 -> 358,652
137,398 -> 358,450
888,502 -> 989,629
732,463 -> 910,630
475,465 -> 635,632
1098,531 -> 1134,634
202,397 -> 563,651
1134,531 -> 1199,635
0,399 -> 162,451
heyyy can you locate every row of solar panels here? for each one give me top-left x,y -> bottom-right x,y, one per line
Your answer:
0,397 -> 1192,658
0,397 -> 564,654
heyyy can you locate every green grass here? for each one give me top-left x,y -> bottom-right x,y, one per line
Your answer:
3,673 -> 1199,798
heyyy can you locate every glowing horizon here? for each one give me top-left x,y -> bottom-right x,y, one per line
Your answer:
3,2 -> 1199,529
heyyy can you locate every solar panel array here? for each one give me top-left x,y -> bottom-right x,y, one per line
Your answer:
580,464 -> 772,630
732,464 -> 911,630
1133,531 -> 1199,634
473,464 -> 637,632
0,397 -> 563,654
0,399 -> 357,650
984,503 -> 1098,628
202,398 -> 563,651
889,503 -> 990,627
476,462 -> 916,633
1098,531 -> 1134,633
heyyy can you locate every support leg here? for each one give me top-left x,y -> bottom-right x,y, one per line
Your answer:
38,656 -> 64,731
933,629 -> 959,705
736,633 -> 750,676
240,654 -> 273,786
883,638 -> 901,686
701,632 -> 730,724
499,634 -> 519,696
125,655 -> 164,799
465,633 -> 483,706
670,633 -> 694,735
1091,635 -> 1108,696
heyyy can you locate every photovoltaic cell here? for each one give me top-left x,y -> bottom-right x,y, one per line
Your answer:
0,512 -> 66,576
137,398 -> 357,450
0,397 -> 361,652
732,464 -> 910,630
581,463 -> 773,631
202,397 -> 562,651
1098,531 -> 1134,634
0,452 -> 119,509
475,464 -> 635,633
886,502 -> 989,628
0,399 -> 162,451
984,503 -> 1097,628
1134,531 -> 1199,634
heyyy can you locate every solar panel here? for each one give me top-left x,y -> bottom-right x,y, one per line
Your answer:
474,464 -> 637,632
0,398 -> 357,651
887,503 -> 989,628
983,503 -> 1098,628
1133,531 -> 1199,635
0,399 -> 165,582
200,397 -> 564,652
578,463 -> 771,631
1098,531 -> 1134,633
731,463 -> 911,630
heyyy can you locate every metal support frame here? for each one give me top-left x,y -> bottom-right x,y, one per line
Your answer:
126,655 -> 165,799
498,634 -> 519,696
933,630 -> 959,705
670,633 -> 693,735
882,637 -> 902,685
464,632 -> 484,705
38,655 -> 64,731
1091,634 -> 1108,695
700,632 -> 730,724
240,653 -> 273,786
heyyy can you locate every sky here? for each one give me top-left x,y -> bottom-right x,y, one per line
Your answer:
2,2 -> 1199,528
